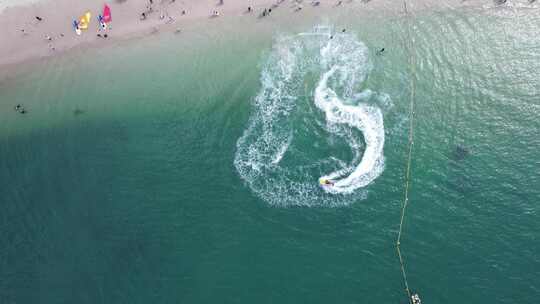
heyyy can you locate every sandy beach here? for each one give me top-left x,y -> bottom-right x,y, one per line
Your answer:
0,0 -> 499,70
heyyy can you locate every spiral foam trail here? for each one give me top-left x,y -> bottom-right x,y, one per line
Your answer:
234,25 -> 390,207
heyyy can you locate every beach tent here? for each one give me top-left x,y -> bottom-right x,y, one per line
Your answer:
103,4 -> 112,23
78,11 -> 91,30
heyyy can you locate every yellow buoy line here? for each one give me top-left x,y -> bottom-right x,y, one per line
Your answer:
396,1 -> 420,304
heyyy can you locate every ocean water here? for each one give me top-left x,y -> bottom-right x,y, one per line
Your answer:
1,4 -> 539,304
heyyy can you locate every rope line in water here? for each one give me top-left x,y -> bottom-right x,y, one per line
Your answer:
396,1 -> 416,303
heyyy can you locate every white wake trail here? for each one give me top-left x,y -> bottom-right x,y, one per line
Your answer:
234,25 -> 392,207
315,67 -> 385,194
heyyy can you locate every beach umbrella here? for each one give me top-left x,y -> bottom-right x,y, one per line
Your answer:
103,4 -> 112,23
78,11 -> 91,30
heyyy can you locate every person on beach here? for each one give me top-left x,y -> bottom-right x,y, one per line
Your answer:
141,12 -> 147,20
35,16 -> 43,21
248,6 -> 252,12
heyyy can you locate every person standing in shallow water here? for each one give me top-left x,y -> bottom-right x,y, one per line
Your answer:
14,104 -> 27,114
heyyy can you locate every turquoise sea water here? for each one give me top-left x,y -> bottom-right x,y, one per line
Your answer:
1,4 -> 539,303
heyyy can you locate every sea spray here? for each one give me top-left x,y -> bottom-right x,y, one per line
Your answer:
234,25 -> 392,207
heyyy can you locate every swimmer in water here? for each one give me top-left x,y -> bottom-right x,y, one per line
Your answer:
14,104 -> 27,114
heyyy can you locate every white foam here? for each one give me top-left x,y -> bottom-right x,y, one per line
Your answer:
271,132 -> 293,165
315,67 -> 385,194
234,25 -> 390,207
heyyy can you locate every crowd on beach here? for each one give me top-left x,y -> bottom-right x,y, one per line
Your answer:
23,0 -> 364,52
19,11 -> 111,53
15,0 -> 532,57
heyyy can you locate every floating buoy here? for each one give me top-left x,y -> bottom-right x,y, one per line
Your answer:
411,293 -> 421,304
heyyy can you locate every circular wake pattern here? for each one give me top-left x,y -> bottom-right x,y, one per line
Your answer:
235,25 -> 392,207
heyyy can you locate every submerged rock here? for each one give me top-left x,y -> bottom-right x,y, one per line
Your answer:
453,144 -> 470,161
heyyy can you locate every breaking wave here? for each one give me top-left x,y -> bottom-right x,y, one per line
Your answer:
234,25 -> 392,207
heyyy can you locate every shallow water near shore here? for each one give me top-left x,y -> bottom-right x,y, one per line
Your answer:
1,4 -> 540,304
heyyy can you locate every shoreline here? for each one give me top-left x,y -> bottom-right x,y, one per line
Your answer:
0,0 -> 514,73
0,0 -> 272,66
